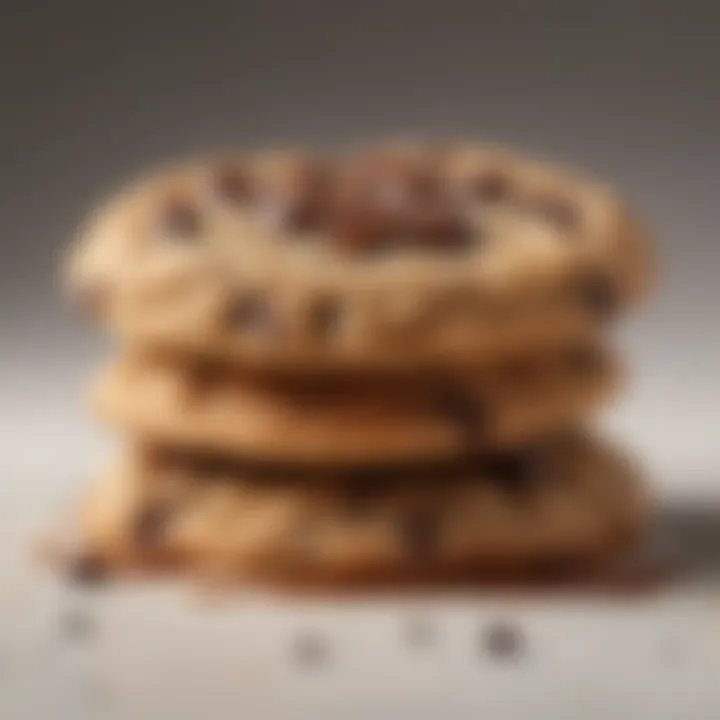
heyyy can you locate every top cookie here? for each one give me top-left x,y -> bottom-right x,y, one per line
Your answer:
67,141 -> 652,371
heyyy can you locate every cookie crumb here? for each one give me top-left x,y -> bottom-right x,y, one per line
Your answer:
292,631 -> 329,668
66,553 -> 108,588
59,607 -> 97,641
482,620 -> 525,662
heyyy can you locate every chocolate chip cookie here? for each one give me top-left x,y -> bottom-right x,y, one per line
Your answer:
90,345 -> 621,465
77,432 -> 648,583
67,142 -> 651,371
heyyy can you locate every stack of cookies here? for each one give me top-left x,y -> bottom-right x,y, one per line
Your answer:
64,142 -> 653,586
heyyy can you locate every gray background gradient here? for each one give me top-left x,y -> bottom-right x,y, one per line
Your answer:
1,0 -> 719,498
1,3 -> 720,718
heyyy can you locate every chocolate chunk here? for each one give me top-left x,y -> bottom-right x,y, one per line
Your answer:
330,204 -> 395,253
284,194 -> 327,233
212,164 -> 253,204
160,197 -> 202,240
484,449 -> 546,493
66,553 -> 108,587
471,172 -> 511,202
261,158 -> 333,234
133,502 -> 173,550
226,293 -> 274,333
401,511 -> 439,561
410,206 -> 475,251
481,620 -> 525,661
578,274 -> 619,320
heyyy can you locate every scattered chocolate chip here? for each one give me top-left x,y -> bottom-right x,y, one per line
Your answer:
471,172 -> 511,202
482,620 -> 525,661
531,195 -> 577,230
66,553 -> 108,587
578,274 -> 619,320
160,197 -> 202,240
401,511 -> 439,561
59,607 -> 96,641
226,293 -> 274,333
212,164 -> 253,204
292,631 -> 329,668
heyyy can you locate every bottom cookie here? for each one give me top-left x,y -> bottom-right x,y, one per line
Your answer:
73,433 -> 648,586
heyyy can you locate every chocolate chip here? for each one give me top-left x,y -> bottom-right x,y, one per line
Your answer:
308,296 -> 343,340
471,172 -> 511,202
285,195 -> 327,233
482,620 -> 525,661
133,502 -> 173,550
330,204 -> 394,253
292,631 -> 328,668
578,274 -> 619,320
532,195 -> 577,230
434,388 -> 486,445
160,197 -> 202,240
226,293 -> 274,333
484,449 -> 546,494
260,159 -> 334,234
401,511 -> 439,561
411,206 -> 475,251
212,165 -> 252,204
66,553 -> 108,587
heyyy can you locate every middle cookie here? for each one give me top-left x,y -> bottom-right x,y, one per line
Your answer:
91,345 -> 621,466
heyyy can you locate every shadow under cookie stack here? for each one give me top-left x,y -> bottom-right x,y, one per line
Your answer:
64,141 -> 654,588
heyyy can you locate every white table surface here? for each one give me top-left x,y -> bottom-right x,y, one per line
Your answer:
1,476 -> 720,720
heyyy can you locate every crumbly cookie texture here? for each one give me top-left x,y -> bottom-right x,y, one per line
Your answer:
90,345 -> 622,465
77,433 -> 647,583
66,142 -> 652,371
